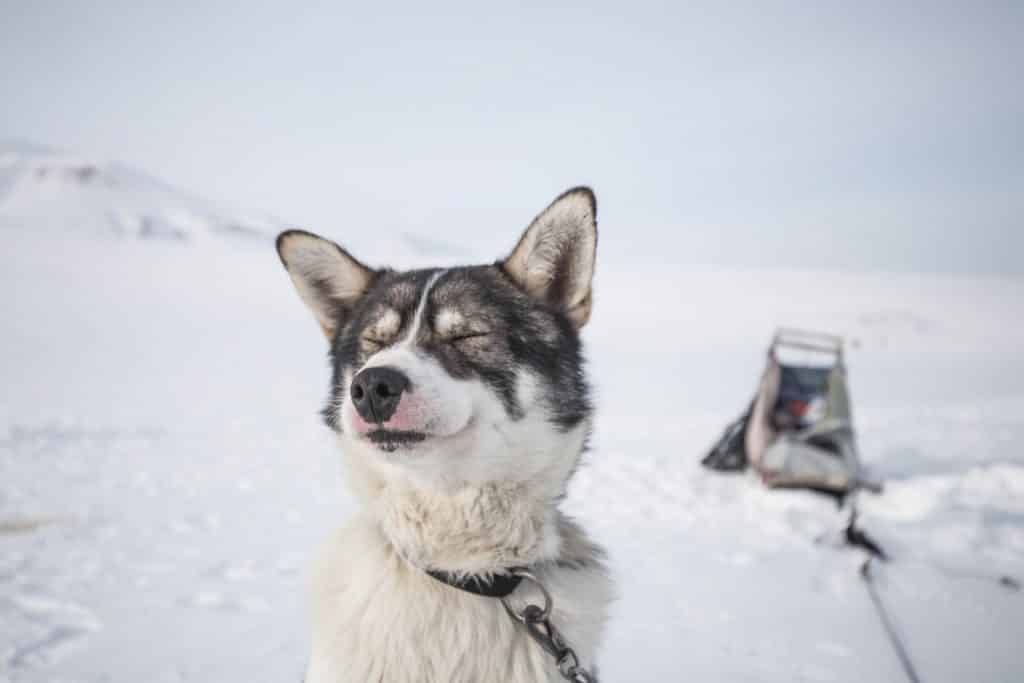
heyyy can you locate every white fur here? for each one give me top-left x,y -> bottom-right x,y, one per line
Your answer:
309,356 -> 611,682
367,307 -> 401,340
396,270 -> 444,348
306,514 -> 612,682
434,307 -> 465,338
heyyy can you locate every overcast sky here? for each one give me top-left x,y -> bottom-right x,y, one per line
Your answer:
3,1 -> 1022,275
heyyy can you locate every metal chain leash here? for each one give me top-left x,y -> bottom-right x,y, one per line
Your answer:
500,569 -> 598,683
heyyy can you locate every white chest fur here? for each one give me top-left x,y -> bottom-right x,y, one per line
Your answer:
305,514 -> 612,683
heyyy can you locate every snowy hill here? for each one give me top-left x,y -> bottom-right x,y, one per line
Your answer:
0,140 -> 284,242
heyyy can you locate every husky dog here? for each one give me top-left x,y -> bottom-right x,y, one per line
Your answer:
276,188 -> 613,682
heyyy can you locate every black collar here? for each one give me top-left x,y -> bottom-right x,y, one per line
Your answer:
425,568 -> 524,598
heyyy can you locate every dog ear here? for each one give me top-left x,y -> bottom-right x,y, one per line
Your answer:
276,230 -> 376,339
502,187 -> 597,329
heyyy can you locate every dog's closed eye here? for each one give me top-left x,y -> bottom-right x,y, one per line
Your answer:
362,335 -> 393,349
445,331 -> 490,345
434,309 -> 490,345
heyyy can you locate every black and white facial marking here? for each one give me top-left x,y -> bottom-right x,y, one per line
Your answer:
277,187 -> 598,482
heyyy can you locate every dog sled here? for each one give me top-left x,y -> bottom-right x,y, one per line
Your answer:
703,328 -> 881,497
703,329 -> 1021,683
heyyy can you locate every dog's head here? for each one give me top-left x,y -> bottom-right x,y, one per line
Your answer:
276,188 -> 597,493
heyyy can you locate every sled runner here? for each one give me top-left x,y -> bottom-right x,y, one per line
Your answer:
703,328 -> 882,497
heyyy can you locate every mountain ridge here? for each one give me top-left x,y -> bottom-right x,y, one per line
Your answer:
0,138 -> 284,242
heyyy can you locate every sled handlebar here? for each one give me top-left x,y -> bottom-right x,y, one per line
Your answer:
772,328 -> 844,357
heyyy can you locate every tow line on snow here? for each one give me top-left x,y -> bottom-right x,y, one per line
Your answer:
848,508 -> 1020,682
844,510 -> 888,561
860,558 -> 923,683
901,556 -> 1021,592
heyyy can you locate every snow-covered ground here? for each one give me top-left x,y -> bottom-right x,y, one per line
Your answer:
1,147 -> 1022,682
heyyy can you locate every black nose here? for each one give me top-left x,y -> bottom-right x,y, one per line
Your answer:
350,366 -> 410,423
